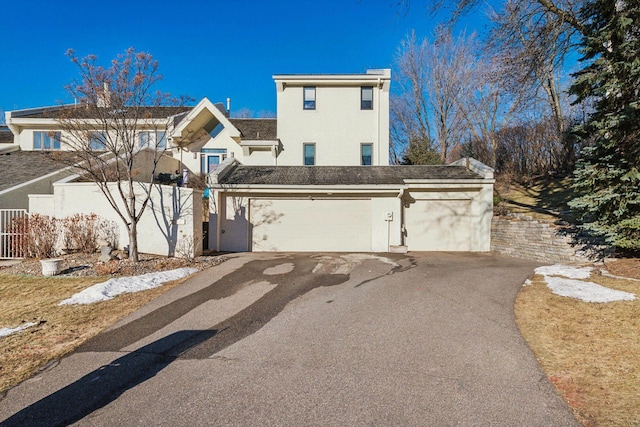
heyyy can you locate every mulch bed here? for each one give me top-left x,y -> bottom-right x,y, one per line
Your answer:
0,251 -> 226,278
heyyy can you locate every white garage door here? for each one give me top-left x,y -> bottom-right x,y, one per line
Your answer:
250,198 -> 371,252
404,199 -> 471,251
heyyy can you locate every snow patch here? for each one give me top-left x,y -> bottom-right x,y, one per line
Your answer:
534,264 -> 636,303
535,264 -> 593,279
59,267 -> 198,305
0,322 -> 37,338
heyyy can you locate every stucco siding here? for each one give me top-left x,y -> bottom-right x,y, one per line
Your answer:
29,182 -> 202,257
276,84 -> 389,166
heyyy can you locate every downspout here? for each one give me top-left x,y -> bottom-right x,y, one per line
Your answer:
216,190 -> 223,252
397,187 -> 406,247
377,77 -> 381,165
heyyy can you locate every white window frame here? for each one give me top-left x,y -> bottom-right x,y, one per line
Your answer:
33,131 -> 61,150
361,86 -> 373,110
303,86 -> 316,110
139,131 -> 167,150
201,148 -> 228,173
361,143 -> 373,166
303,143 -> 316,166
89,132 -> 107,151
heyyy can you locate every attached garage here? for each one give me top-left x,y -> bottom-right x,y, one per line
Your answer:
210,158 -> 494,253
250,198 -> 372,252
404,198 -> 472,251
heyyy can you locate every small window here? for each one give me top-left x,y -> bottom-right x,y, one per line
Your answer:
201,148 -> 228,173
303,86 -> 316,110
361,86 -> 373,110
33,131 -> 61,150
89,132 -> 107,151
303,143 -> 315,166
361,143 -> 373,166
139,131 -> 167,150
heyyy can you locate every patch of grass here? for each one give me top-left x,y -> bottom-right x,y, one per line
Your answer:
516,271 -> 640,426
496,176 -> 576,222
0,274 -> 187,394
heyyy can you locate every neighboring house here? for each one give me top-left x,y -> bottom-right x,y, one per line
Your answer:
2,106 -> 200,258
2,68 -> 495,256
0,149 -> 80,210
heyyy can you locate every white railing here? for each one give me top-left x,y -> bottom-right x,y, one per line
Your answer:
0,209 -> 28,259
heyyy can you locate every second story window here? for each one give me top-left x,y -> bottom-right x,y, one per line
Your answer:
89,132 -> 107,151
33,131 -> 61,150
139,131 -> 167,150
303,86 -> 316,110
361,143 -> 373,166
303,143 -> 315,165
361,86 -> 373,110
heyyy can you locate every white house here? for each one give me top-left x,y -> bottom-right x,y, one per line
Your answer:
2,68 -> 494,257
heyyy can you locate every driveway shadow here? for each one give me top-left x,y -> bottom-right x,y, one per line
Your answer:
0,330 -> 216,427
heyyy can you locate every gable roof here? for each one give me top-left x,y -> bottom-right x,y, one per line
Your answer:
169,97 -> 239,144
229,119 -> 277,140
0,151 -> 81,192
217,164 -> 482,186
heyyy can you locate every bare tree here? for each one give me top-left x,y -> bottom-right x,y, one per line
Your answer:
392,29 -> 475,163
402,0 -> 586,33
456,53 -> 528,168
56,48 -> 190,262
231,108 -> 253,118
490,2 -> 582,126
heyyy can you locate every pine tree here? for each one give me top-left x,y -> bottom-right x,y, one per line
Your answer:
569,0 -> 640,251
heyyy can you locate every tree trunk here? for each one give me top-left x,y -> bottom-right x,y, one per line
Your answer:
128,220 -> 139,262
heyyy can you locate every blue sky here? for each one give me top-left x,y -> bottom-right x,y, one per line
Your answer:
0,0 -> 493,117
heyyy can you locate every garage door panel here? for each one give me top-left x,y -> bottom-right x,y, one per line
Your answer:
250,198 -> 371,252
405,199 -> 471,251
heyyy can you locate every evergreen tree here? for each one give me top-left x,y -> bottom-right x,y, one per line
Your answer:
569,0 -> 640,250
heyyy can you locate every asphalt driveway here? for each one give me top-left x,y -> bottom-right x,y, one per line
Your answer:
0,252 -> 580,426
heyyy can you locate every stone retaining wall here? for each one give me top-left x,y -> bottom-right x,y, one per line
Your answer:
491,214 -> 600,264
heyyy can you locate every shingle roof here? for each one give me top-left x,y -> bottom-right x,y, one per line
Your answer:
0,151 -> 82,192
220,165 -> 482,186
0,126 -> 13,144
9,105 -> 192,119
229,119 -> 277,140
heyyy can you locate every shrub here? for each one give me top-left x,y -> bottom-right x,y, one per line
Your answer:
24,214 -> 59,259
62,214 -> 100,253
176,230 -> 199,261
96,218 -> 119,249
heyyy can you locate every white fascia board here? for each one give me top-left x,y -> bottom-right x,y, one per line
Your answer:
8,117 -> 60,131
273,72 -> 390,86
239,140 -> 279,147
212,184 -> 402,194
403,180 -> 494,189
